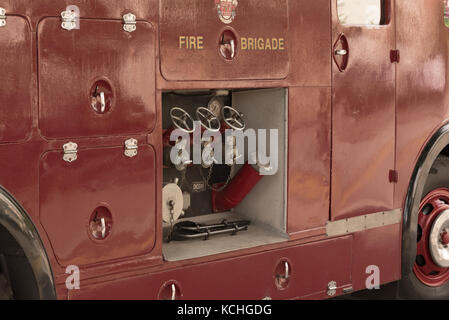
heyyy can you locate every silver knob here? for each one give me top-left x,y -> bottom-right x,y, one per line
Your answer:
335,49 -> 348,56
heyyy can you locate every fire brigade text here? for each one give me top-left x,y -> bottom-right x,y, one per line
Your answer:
241,37 -> 286,51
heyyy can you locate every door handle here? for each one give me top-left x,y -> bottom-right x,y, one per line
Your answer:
333,34 -> 349,72
334,49 -> 348,56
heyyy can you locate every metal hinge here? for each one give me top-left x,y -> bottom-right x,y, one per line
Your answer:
390,49 -> 400,63
63,142 -> 78,163
327,281 -> 337,297
61,10 -> 77,31
0,8 -> 6,28
123,13 -> 136,33
124,138 -> 138,157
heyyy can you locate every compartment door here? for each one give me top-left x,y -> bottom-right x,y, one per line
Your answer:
160,0 -> 289,81
0,16 -> 32,143
38,18 -> 156,139
331,0 -> 396,220
39,144 -> 156,267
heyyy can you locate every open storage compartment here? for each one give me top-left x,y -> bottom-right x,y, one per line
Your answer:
162,88 -> 288,261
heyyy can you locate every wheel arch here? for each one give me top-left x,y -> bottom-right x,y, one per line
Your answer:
403,122 -> 449,277
0,185 -> 56,299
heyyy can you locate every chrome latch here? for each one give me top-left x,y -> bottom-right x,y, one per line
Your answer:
0,8 -> 6,28
124,138 -> 138,158
123,13 -> 136,33
327,281 -> 337,297
61,10 -> 77,31
63,142 -> 78,163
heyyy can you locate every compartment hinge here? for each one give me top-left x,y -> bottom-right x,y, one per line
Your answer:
0,8 -> 6,28
61,10 -> 77,31
63,142 -> 78,163
124,138 -> 138,158
122,13 -> 136,33
327,281 -> 337,297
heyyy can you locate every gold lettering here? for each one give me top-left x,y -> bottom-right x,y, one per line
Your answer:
248,38 -> 254,50
265,38 -> 271,50
257,38 -> 264,50
197,36 -> 204,50
241,37 -> 247,50
279,38 -> 285,50
179,36 -> 186,49
272,38 -> 278,50
189,36 -> 196,49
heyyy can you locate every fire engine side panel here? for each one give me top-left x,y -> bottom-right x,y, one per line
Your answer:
394,0 -> 449,208
287,87 -> 331,234
39,145 -> 157,267
38,18 -> 156,139
68,236 -> 352,300
159,0 -> 289,81
0,16 -> 32,143
331,0 -> 396,220
286,0 -> 332,87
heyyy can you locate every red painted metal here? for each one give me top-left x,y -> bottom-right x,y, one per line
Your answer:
0,16 -> 32,143
159,0 -> 289,81
212,163 -> 263,212
331,0 -> 396,220
441,232 -> 449,246
39,145 -> 157,267
38,18 -> 156,139
413,188 -> 449,287
7,0 -> 449,300
68,236 -> 352,300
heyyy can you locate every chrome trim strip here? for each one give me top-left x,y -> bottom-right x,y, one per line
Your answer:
326,209 -> 402,237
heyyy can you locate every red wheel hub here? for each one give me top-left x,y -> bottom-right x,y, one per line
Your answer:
413,188 -> 449,287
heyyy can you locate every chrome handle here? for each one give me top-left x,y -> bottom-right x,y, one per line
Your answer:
99,92 -> 106,113
335,49 -> 348,56
100,217 -> 106,239
230,40 -> 235,59
171,284 -> 176,300
284,261 -> 290,280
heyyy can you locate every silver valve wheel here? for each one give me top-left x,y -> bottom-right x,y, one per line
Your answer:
170,107 -> 196,134
222,106 -> 246,131
196,107 -> 221,132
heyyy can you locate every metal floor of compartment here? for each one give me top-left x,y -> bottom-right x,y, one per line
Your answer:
162,212 -> 288,262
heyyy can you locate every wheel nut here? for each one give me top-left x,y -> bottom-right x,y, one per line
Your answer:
440,231 -> 449,246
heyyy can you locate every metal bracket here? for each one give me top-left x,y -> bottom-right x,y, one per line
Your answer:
61,10 -> 77,31
124,138 -> 138,158
123,13 -> 136,33
327,281 -> 337,297
63,142 -> 78,163
0,8 -> 6,28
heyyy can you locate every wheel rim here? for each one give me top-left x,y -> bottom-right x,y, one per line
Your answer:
414,188 -> 449,287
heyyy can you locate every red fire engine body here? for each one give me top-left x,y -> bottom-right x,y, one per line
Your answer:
1,0 -> 449,300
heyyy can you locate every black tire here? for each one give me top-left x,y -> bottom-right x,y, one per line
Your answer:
399,156 -> 449,299
0,272 -> 13,300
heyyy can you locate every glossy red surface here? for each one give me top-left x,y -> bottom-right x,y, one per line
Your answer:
39,145 -> 157,267
3,0 -> 440,300
395,0 -> 449,209
69,236 -> 352,300
160,0 -> 289,81
331,0 -> 396,220
0,16 -> 32,143
38,18 -> 156,139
